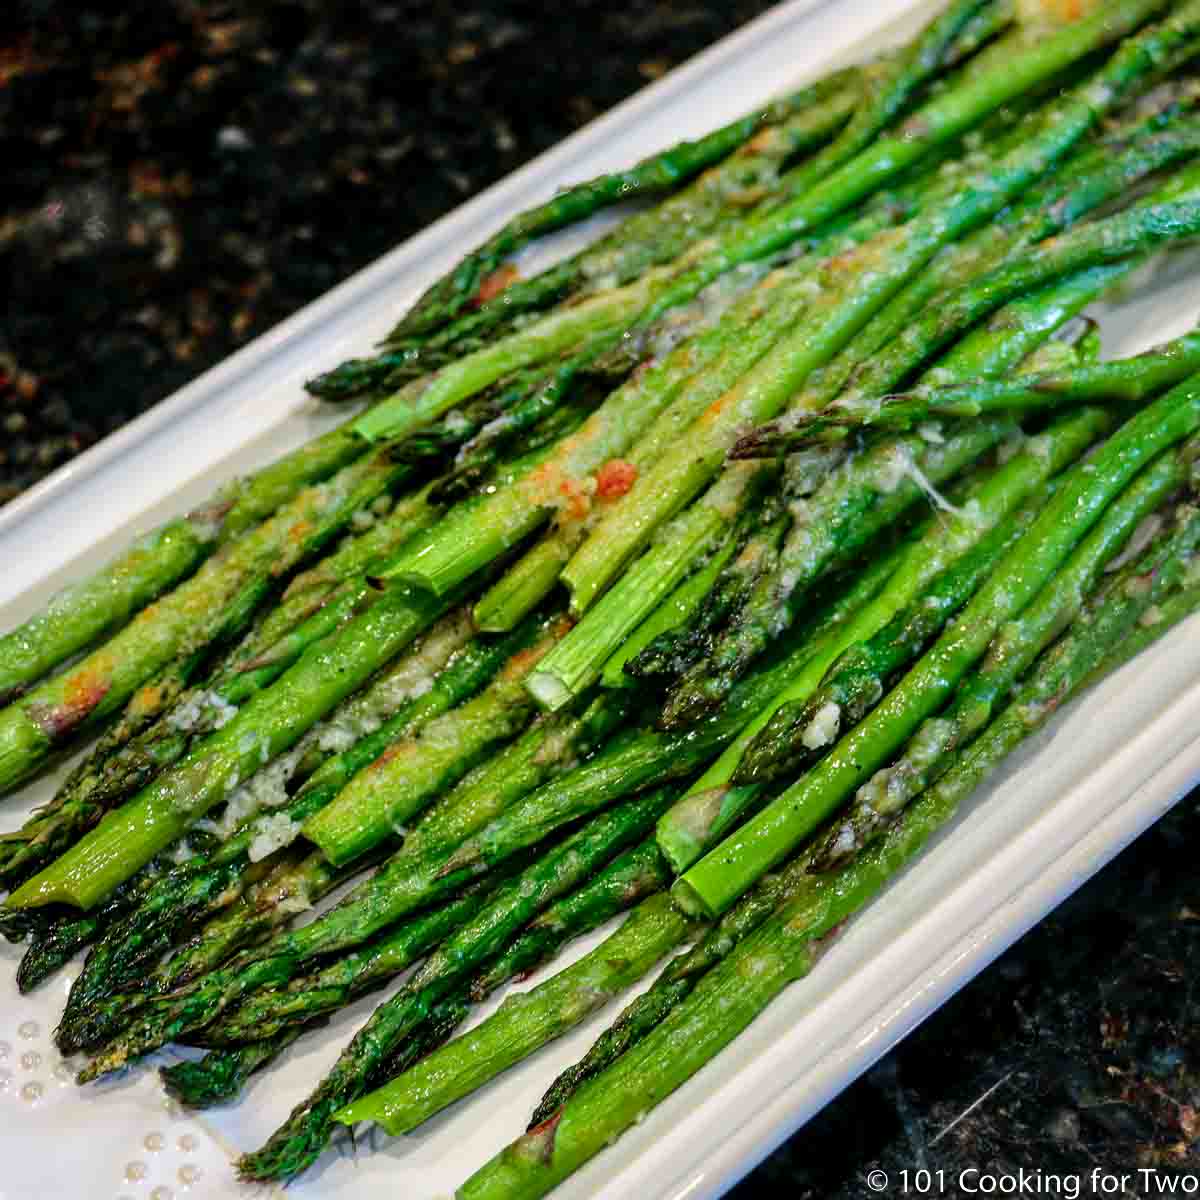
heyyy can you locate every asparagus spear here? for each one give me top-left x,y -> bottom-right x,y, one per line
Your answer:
0,440 -> 422,794
733,475 -> 1054,784
352,268 -> 675,448
301,612 -> 570,866
532,488 -> 1196,1119
835,193 -> 1200,409
65,687 -> 629,1054
161,874 -> 509,1106
757,97 -> 1200,430
548,4 -> 1197,616
529,843 -> 828,1128
677,370 -> 1200,918
0,571 -> 415,891
320,82 -> 868,403
0,2 -> 1161,729
71,626 -> 827,1060
654,406 -> 1109,872
163,838 -> 668,1109
373,0 -> 1007,367
367,2 -> 1166,609
165,993 -> 471,1109
51,614 -> 524,1032
767,0 -> 1000,204
63,844 -> 376,1056
7,547 -> 492,914
631,501 -> 791,684
0,395 -> 419,706
234,786 -> 678,1183
381,213 -> 909,605
601,536 -> 740,688
461,544 -> 1200,1200
663,217 -> 1166,724
812,457 -> 1199,866
334,891 -> 697,1137
161,838 -> 669,1112
0,517 -> 216,707
161,1029 -> 308,1108
1082,576 -> 1200,681
13,830 -> 218,992
204,838 -> 669,1058
382,71 -> 869,346
652,420 -> 1013,728
779,329 -> 1200,445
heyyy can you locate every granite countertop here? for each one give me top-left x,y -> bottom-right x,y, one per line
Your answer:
5,2 -> 1200,1194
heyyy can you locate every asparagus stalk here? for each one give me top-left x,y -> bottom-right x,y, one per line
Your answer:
203,837 -> 669,1058
546,4 -> 1197,615
663,231 -> 1157,722
301,612 -> 570,866
677,370 -> 1200,917
234,786 -> 678,1183
327,82 -> 867,401
461,544 -> 1200,1200
161,1029 -> 308,1108
532,510 -> 1200,1121
375,0 -> 1007,366
812,454 -> 1197,866
382,72 -> 867,346
65,688 -> 628,1055
13,832 -> 216,992
166,992 -> 471,1109
1082,577 -> 1200,681
7,575 -> 465,913
757,99 -> 1200,431
161,874 -> 509,1106
734,475 -> 1054,784
764,0 -> 1002,208
654,406 -> 1108,872
786,329 -> 1200,444
381,227 -> 898,604
334,892 -> 697,1137
368,3 -> 1164,609
0,570 -> 413,891
835,192 -> 1200,408
164,837 -> 666,1109
529,843 -> 830,1128
64,845 -> 374,1055
0,397 -> 415,705
626,502 -> 791,688
0,440 -> 418,794
82,630 -> 821,1053
0,518 -> 216,707
51,613 -> 520,1032
162,838 -> 669,1112
655,420 -> 1013,728
351,270 -> 672,447
606,529 -> 744,688
0,1 -> 1163,732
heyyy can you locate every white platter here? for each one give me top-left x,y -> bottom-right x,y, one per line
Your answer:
3,1 -> 1200,1197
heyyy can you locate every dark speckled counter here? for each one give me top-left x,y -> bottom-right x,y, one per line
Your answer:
5,1 -> 1200,1194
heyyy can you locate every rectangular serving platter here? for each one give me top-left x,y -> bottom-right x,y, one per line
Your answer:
3,2 -> 1200,1198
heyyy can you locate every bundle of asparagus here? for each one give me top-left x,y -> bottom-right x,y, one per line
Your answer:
5,2 -> 1200,1196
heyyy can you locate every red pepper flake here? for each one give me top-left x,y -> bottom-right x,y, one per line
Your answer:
473,264 -> 520,307
595,459 -> 638,500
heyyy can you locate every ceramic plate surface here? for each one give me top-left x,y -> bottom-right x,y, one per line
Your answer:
3,2 -> 1200,1197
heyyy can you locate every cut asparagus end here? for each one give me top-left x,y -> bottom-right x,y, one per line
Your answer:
668,876 -> 713,919
524,670 -> 574,713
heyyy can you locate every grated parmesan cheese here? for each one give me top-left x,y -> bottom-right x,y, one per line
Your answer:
247,813 -> 303,863
168,689 -> 239,734
801,701 -> 842,751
